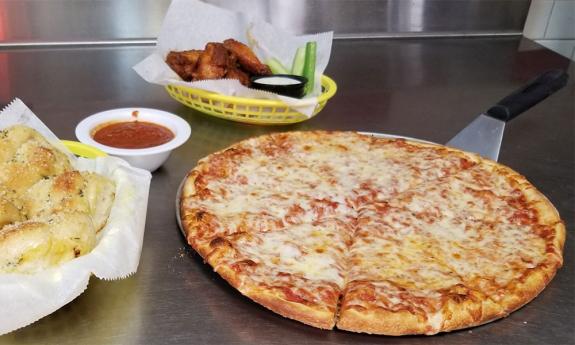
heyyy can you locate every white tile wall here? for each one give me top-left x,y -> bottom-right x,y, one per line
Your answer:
524,0 -> 555,38
524,0 -> 575,60
545,0 -> 575,39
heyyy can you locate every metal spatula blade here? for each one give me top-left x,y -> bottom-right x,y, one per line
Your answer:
446,114 -> 504,161
446,70 -> 568,161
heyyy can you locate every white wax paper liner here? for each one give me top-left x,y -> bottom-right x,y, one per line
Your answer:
133,0 -> 333,117
0,99 -> 152,335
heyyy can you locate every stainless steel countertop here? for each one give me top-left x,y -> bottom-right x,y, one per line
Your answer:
0,37 -> 573,345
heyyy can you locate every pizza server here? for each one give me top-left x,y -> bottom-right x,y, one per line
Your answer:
446,69 -> 568,161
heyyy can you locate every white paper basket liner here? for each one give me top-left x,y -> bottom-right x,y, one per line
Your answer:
0,99 -> 152,335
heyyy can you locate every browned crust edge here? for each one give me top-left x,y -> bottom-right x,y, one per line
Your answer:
369,134 -> 485,165
441,262 -> 560,334
214,264 -> 336,330
337,264 -> 560,336
337,307 -> 431,335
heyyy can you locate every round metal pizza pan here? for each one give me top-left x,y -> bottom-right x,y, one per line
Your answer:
176,177 -> 186,238
357,131 -> 437,145
175,131 -> 437,238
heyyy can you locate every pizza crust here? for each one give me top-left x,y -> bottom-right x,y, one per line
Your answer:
242,283 -> 336,330
337,307 -> 431,335
213,262 -> 337,329
337,270 -> 560,336
440,294 -> 506,333
181,170 -> 199,200
499,254 -> 563,311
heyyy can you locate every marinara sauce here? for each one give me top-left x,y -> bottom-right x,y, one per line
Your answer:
92,121 -> 174,149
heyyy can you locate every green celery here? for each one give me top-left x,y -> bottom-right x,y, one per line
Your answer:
290,46 -> 306,76
302,41 -> 317,95
266,58 -> 289,74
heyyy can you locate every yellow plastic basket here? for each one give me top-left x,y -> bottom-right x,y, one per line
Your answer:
61,140 -> 107,158
165,75 -> 337,125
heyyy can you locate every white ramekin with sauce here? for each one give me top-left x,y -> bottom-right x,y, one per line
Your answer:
75,108 -> 191,171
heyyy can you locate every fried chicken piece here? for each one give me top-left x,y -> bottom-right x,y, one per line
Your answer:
227,51 -> 239,68
194,43 -> 229,81
226,67 -> 251,86
223,39 -> 271,76
166,50 -> 202,81
223,51 -> 250,86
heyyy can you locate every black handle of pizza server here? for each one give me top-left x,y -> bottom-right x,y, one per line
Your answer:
486,69 -> 569,122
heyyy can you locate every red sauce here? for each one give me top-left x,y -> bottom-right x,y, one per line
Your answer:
92,121 -> 174,149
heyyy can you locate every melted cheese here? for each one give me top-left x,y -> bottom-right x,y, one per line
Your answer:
347,168 -> 549,315
222,220 -> 350,287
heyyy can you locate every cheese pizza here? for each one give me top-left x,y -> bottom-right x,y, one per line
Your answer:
179,131 -> 564,335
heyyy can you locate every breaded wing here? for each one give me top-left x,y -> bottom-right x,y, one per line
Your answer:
226,66 -> 251,86
194,43 -> 229,80
223,39 -> 271,76
224,51 -> 250,86
166,50 -> 203,81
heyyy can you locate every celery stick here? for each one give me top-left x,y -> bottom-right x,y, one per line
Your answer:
266,58 -> 289,74
291,46 -> 306,76
302,41 -> 317,95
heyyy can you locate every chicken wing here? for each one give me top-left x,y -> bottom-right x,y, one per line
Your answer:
166,50 -> 202,81
194,42 -> 229,80
226,66 -> 251,86
223,39 -> 271,76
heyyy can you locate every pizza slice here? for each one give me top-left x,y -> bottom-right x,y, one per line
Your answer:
376,162 -> 565,264
181,166 -> 355,251
181,192 -> 354,250
345,137 -> 481,206
196,219 -> 352,329
449,161 -> 564,226
338,208 -> 468,335
338,172 -> 564,335
183,133 -> 356,206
